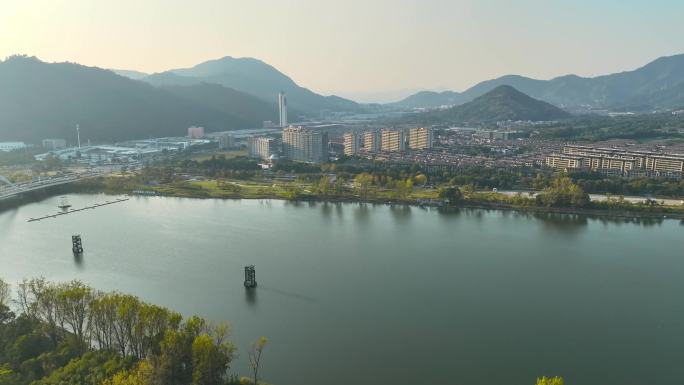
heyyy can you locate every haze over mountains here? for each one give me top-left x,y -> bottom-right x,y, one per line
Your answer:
393,54 -> 684,111
135,56 -> 361,115
0,56 -> 275,142
2,52 -> 684,143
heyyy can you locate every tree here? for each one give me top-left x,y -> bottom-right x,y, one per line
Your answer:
438,186 -> 463,202
0,279 -> 9,308
248,337 -> 268,385
354,173 -> 374,199
536,376 -> 564,385
414,174 -> 427,186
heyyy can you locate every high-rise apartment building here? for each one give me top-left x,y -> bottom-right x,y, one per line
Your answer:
363,131 -> 381,152
217,133 -> 234,150
187,126 -> 205,139
409,127 -> 433,150
248,137 -> 280,160
278,91 -> 288,127
343,132 -> 363,156
282,126 -> 328,163
381,129 -> 406,152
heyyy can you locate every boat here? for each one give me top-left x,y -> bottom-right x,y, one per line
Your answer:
58,196 -> 72,210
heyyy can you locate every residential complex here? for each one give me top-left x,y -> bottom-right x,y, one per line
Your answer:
282,126 -> 328,163
408,127 -> 433,150
343,132 -> 363,156
217,133 -> 234,150
187,126 -> 205,139
363,131 -> 381,152
381,129 -> 406,152
546,145 -> 684,177
248,137 -> 280,160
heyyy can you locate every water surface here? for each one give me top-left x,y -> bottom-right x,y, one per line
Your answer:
1,195 -> 682,385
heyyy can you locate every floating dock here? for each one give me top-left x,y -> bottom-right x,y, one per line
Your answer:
28,197 -> 129,222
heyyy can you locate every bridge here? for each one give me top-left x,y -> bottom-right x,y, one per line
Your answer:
0,171 -> 106,202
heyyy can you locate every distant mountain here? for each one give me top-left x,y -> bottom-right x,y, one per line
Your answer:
430,85 -> 571,123
142,56 -> 362,116
0,56 -> 276,142
111,69 -> 149,80
394,53 -> 684,111
390,90 -> 466,108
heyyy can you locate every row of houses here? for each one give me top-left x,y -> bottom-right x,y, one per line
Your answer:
343,127 -> 434,156
545,145 -> 684,178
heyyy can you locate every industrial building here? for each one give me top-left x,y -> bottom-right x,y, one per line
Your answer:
42,139 -> 67,150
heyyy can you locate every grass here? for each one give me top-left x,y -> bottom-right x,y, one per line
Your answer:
188,150 -> 247,162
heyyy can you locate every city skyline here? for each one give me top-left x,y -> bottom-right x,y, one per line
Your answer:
2,0 -> 684,102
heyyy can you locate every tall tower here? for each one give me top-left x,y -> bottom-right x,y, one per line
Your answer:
76,124 -> 81,148
278,91 -> 288,127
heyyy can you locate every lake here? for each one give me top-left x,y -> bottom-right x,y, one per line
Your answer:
1,194 -> 683,385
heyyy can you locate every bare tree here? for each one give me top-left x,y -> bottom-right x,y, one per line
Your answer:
248,336 -> 268,385
0,278 -> 10,308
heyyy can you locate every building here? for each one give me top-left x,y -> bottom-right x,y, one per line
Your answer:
343,132 -> 363,156
563,145 -> 684,174
381,129 -> 406,152
282,126 -> 328,163
409,127 -> 433,150
0,142 -> 27,152
42,139 -> 67,151
217,133 -> 234,150
363,131 -> 381,152
188,126 -> 205,139
248,137 -> 280,160
278,91 -> 288,127
545,145 -> 684,177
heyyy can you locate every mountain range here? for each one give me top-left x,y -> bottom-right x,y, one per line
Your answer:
132,56 -> 361,116
404,85 -> 571,125
393,54 -> 684,111
0,56 -> 276,142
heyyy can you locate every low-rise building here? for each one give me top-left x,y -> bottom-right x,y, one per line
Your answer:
0,142 -> 27,152
42,139 -> 67,150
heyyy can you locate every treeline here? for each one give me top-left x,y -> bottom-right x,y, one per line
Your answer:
0,278 -> 266,385
534,113 -> 684,141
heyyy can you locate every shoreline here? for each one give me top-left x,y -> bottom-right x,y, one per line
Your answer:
4,183 -> 683,221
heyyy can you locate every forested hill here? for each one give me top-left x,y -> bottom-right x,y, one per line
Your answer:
142,56 -> 362,115
420,85 -> 571,124
0,56 -> 276,143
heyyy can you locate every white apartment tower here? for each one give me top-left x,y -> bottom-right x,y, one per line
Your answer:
278,91 -> 288,127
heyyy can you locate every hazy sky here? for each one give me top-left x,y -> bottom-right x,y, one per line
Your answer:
2,0 -> 683,102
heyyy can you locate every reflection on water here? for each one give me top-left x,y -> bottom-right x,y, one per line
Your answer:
244,288 -> 257,307
389,204 -> 411,221
73,252 -> 84,268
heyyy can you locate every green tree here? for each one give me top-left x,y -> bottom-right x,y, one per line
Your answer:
536,376 -> 564,385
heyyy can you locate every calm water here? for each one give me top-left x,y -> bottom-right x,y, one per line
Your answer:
1,194 -> 683,385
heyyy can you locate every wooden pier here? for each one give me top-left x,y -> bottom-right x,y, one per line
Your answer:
28,197 -> 129,222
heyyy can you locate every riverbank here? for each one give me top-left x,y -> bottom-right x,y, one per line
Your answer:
3,176 -> 683,220
75,177 -> 684,221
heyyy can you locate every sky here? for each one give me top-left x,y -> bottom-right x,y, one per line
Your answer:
1,0 -> 684,102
